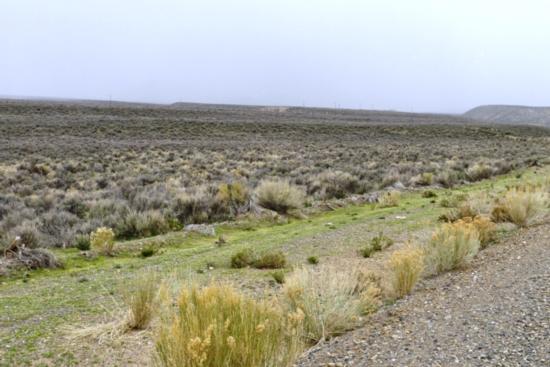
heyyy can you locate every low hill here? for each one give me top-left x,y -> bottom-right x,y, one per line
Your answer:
464,105 -> 550,127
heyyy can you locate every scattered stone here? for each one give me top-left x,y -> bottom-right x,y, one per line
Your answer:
184,224 -> 216,237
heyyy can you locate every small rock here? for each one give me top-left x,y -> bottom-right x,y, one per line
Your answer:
184,224 -> 216,237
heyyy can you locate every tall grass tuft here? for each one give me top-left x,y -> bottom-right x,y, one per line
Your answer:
424,221 -> 480,275
124,273 -> 159,330
387,245 -> 424,298
493,188 -> 548,227
155,283 -> 304,367
280,264 -> 379,342
378,191 -> 400,208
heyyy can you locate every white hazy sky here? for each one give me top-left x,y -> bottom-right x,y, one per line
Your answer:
1,0 -> 550,113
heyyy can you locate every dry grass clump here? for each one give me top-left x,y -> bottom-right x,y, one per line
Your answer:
458,216 -> 496,248
378,191 -> 400,208
387,245 -> 424,298
255,179 -> 304,214
424,221 -> 480,275
124,273 -> 159,330
90,227 -> 116,255
155,283 -> 304,367
491,188 -> 548,227
280,264 -> 379,342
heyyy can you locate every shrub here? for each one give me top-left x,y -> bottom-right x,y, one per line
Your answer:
360,232 -> 393,258
271,271 -> 285,284
141,245 -> 156,258
90,227 -> 116,255
308,170 -> 360,199
216,182 -> 249,215
466,163 -> 493,181
424,221 -> 480,275
155,283 -> 304,367
387,245 -> 424,298
173,191 -> 212,225
492,188 -> 548,227
281,264 -> 378,342
378,191 -> 400,208
8,221 -> 41,248
124,273 -> 158,330
436,170 -> 459,188
417,172 -> 433,186
255,179 -> 304,214
422,190 -> 437,198
116,210 -> 170,239
75,234 -> 91,251
370,232 -> 394,251
459,216 -> 496,248
254,251 -> 287,269
230,248 -> 255,268
438,201 -> 479,222
306,256 -> 318,265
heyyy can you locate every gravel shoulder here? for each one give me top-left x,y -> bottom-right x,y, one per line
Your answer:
297,223 -> 550,367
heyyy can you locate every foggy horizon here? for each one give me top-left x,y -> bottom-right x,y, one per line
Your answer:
2,1 -> 550,114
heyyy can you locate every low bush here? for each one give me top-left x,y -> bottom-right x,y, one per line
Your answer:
466,163 -> 493,181
155,283 -> 304,367
230,248 -> 255,268
360,232 -> 393,258
281,264 -> 379,342
458,216 -> 496,248
75,234 -> 91,251
216,182 -> 249,215
308,170 -> 360,199
271,270 -> 285,284
253,251 -> 287,269
417,172 -> 433,186
306,256 -> 318,265
424,221 -> 480,275
422,190 -> 437,198
438,201 -> 479,222
492,188 -> 548,227
255,179 -> 304,214
90,227 -> 116,256
387,245 -> 424,298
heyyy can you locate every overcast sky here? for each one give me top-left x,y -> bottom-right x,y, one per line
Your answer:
1,1 -> 549,113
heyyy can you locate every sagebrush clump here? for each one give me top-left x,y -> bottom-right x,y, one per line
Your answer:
255,179 -> 304,214
90,227 -> 116,255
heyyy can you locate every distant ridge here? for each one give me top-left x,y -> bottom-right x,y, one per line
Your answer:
464,105 -> 550,127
